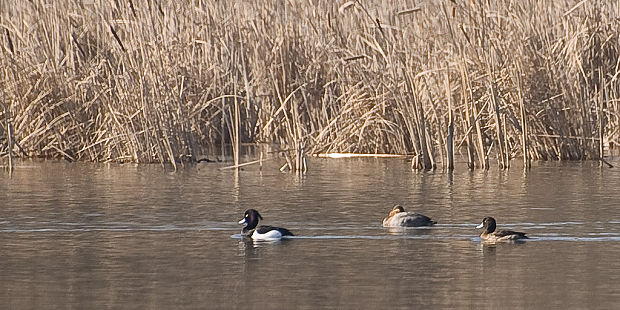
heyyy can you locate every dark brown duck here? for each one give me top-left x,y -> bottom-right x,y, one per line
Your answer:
476,217 -> 528,242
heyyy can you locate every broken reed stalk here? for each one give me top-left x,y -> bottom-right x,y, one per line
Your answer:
459,62 -> 475,170
292,91 -> 306,173
234,84 -> 240,168
7,119 -> 14,173
440,3 -> 454,171
472,94 -> 488,170
295,141 -> 307,173
408,75 -> 433,170
502,113 -> 510,169
425,86 -> 445,168
445,65 -> 454,171
220,97 -> 226,160
516,63 -> 530,169
487,51 -> 507,169
219,157 -> 271,170
598,73 -> 606,165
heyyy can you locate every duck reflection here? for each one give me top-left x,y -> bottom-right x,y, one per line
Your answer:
384,226 -> 434,236
237,237 -> 292,260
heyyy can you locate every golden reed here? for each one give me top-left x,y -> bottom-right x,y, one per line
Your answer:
1,1 -> 618,169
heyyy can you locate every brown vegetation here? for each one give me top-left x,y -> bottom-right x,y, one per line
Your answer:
1,0 -> 619,170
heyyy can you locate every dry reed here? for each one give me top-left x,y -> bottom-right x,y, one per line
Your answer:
1,0 -> 619,170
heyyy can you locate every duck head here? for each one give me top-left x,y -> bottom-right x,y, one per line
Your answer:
388,205 -> 406,217
238,209 -> 263,231
476,217 -> 497,233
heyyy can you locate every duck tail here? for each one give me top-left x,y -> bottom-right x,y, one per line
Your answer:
279,228 -> 294,236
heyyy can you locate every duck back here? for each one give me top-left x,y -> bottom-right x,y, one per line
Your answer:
383,212 -> 436,227
493,229 -> 528,239
481,230 -> 528,242
256,225 -> 294,236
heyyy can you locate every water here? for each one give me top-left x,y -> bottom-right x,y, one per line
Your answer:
1,159 -> 620,309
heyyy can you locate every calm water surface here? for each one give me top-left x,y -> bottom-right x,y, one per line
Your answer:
1,159 -> 620,309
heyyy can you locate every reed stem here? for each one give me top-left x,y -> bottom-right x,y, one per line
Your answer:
7,119 -> 13,174
445,66 -> 454,171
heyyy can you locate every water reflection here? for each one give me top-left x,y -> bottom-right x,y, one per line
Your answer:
479,243 -> 497,267
383,226 -> 435,236
1,159 -> 620,309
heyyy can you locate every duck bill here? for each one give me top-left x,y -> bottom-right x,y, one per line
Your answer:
475,223 -> 483,229
238,218 -> 246,225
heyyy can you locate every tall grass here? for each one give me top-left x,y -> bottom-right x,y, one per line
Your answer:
1,0 -> 618,169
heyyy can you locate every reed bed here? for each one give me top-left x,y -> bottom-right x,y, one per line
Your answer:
1,0 -> 619,170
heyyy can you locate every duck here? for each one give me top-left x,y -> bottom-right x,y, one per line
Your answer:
382,205 -> 436,227
238,209 -> 294,241
476,217 -> 528,242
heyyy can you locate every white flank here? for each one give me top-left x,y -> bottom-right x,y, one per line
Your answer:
252,229 -> 283,241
